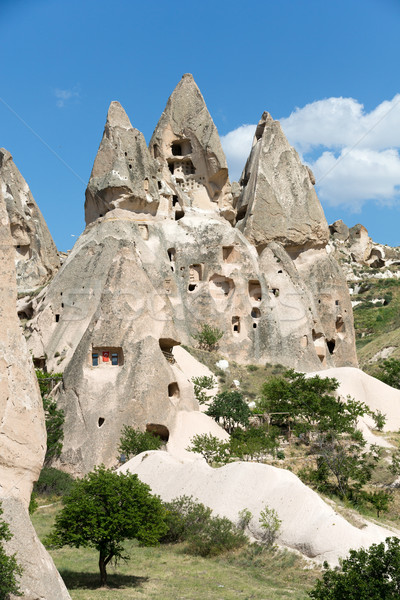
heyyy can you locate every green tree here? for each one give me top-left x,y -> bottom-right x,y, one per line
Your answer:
46,466 -> 167,586
191,375 -> 216,405
35,369 -> 64,464
206,390 -> 251,433
118,425 -> 162,461
0,502 -> 23,597
308,537 -> 400,599
187,433 -> 230,465
191,324 -> 223,352
229,425 -> 279,461
377,359 -> 400,389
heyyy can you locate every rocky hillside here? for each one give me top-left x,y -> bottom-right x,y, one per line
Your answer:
329,220 -> 400,373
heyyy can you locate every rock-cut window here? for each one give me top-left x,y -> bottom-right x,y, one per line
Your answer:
111,353 -> 119,366
92,353 -> 99,367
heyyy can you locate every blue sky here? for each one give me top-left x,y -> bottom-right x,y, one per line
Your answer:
1,0 -> 400,251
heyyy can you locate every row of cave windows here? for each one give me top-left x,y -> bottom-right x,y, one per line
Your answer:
92,352 -> 119,366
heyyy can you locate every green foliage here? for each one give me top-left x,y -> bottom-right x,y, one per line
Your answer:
230,425 -> 279,461
35,369 -> 64,465
187,433 -> 230,465
362,490 -> 393,517
46,465 -> 167,586
118,425 -> 163,460
308,537 -> 400,599
0,502 -> 23,597
161,495 -> 246,557
258,505 -> 281,547
389,449 -> 400,477
29,492 -> 38,514
191,324 -> 223,352
237,508 -> 252,532
259,370 -> 380,499
371,410 -> 386,431
186,514 -> 246,557
191,375 -> 216,405
33,467 -> 74,498
310,434 -> 381,498
377,359 -> 400,389
206,390 -> 251,433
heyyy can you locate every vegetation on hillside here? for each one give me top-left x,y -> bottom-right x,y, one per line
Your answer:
0,502 -> 23,597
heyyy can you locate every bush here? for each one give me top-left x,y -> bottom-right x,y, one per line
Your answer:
186,514 -> 246,557
191,324 -> 223,352
186,433 -> 230,465
371,410 -> 386,431
118,425 -> 163,460
308,537 -> 400,599
33,467 -> 75,498
35,370 -> 64,464
0,502 -> 23,597
191,375 -> 216,405
258,505 -> 281,547
161,496 -> 213,543
161,495 -> 246,557
377,359 -> 400,389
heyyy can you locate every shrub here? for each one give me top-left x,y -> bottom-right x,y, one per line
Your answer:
191,324 -> 223,351
371,410 -> 386,431
35,369 -> 64,464
186,433 -> 230,465
33,467 -> 74,498
191,375 -> 216,405
0,502 -> 23,597
258,505 -> 281,547
308,537 -> 400,599
186,514 -> 246,557
161,495 -> 246,557
118,425 -> 163,460
377,359 -> 400,389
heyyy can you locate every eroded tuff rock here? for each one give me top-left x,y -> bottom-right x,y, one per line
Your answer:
85,102 -> 161,225
0,186 -> 70,598
235,112 -> 329,251
0,148 -> 60,291
26,75 -> 357,475
149,73 -> 235,223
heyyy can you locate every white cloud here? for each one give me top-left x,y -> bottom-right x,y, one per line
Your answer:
280,95 -> 400,153
221,124 -> 255,182
54,87 -> 80,108
220,95 -> 400,209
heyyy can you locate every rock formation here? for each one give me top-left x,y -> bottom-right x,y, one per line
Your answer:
0,148 -> 60,292
119,451 -> 397,565
25,74 -> 358,475
0,185 -> 70,598
235,111 -> 329,252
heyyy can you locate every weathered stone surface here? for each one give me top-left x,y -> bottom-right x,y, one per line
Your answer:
85,102 -> 160,225
0,148 -> 60,291
0,185 -> 70,598
348,224 -> 372,264
235,112 -> 329,251
26,75 -> 358,475
329,219 -> 349,241
149,73 -> 235,223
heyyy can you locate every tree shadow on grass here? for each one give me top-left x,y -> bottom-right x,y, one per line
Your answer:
59,570 -> 149,590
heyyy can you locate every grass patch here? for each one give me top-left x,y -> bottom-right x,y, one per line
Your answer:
32,501 -> 320,600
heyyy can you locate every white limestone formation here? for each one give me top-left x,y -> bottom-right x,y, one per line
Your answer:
25,75 -> 358,475
0,148 -> 60,292
0,184 -> 70,599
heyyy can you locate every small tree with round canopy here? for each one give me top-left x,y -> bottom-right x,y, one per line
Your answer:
46,465 -> 167,586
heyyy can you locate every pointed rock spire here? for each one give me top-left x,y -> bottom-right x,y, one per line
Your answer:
149,74 -> 234,222
85,101 -> 160,225
0,148 -> 60,290
235,112 -> 329,251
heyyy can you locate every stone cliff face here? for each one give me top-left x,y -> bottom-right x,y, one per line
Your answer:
0,184 -> 70,598
0,148 -> 60,292
26,74 -> 358,475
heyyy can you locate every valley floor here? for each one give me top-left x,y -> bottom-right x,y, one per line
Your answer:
32,503 -> 320,600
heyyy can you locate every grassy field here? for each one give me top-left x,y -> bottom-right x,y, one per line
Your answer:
32,502 -> 320,600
